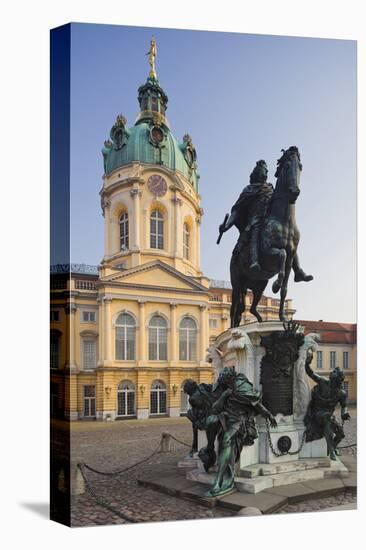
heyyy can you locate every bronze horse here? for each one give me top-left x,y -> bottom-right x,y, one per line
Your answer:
229,146 -> 313,327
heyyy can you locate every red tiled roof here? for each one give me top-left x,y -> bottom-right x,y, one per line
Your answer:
297,320 -> 357,345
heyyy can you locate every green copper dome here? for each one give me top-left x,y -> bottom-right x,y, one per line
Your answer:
102,76 -> 200,191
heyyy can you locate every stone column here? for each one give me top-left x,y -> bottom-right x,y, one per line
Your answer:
97,296 -> 104,367
199,304 -> 208,365
138,299 -> 146,363
65,303 -> 77,370
168,370 -> 180,417
196,214 -> 201,270
136,370 -> 149,420
102,197 -> 111,258
64,303 -> 78,420
172,196 -> 182,258
130,188 -> 141,249
169,302 -> 177,365
103,296 -> 112,363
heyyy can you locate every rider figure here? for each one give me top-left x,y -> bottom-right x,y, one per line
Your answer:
219,160 -> 273,272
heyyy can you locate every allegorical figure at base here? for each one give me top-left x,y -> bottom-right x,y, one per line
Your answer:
199,367 -> 277,498
182,379 -> 218,456
304,349 -> 351,460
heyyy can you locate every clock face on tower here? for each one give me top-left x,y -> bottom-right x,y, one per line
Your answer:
147,174 -> 168,197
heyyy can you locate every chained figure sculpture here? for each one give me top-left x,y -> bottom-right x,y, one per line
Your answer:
200,367 -> 277,498
304,349 -> 351,460
183,379 -> 219,457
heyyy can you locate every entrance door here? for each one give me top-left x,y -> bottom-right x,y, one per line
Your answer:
83,385 -> 96,417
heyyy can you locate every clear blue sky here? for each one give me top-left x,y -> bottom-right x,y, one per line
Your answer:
69,23 -> 356,322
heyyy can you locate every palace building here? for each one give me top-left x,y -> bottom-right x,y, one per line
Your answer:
50,50 -> 295,421
50,48 -> 356,421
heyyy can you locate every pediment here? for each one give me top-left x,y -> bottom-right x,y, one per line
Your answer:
102,261 -> 206,292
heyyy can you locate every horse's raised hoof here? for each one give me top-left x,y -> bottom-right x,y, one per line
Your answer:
294,270 -> 314,283
272,280 -> 281,294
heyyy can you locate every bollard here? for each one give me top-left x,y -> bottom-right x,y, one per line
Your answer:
71,465 -> 86,495
57,464 -> 85,495
160,432 -> 172,452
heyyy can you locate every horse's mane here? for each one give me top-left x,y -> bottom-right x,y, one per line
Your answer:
275,146 -> 302,178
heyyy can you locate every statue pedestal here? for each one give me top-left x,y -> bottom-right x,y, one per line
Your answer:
187,321 -> 348,494
216,321 -> 329,467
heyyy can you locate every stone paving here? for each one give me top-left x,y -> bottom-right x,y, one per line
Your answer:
67,407 -> 357,526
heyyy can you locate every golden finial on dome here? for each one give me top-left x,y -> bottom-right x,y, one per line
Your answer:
146,37 -> 157,79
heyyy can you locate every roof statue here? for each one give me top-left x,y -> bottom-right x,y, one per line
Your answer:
147,37 -> 157,79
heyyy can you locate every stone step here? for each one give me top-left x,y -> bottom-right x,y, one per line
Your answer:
237,460 -> 348,494
240,458 -> 331,478
186,459 -> 348,495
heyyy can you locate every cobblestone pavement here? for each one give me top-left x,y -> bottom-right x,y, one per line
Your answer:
68,407 -> 357,526
275,490 -> 356,514
70,417 -> 233,526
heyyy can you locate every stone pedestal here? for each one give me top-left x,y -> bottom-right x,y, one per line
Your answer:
216,321 -> 328,466
185,321 -> 347,494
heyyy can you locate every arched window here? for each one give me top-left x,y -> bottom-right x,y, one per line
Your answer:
149,315 -> 168,360
115,313 -> 136,360
179,317 -> 197,361
50,382 -> 59,417
120,212 -> 129,251
150,210 -> 164,249
150,380 -> 167,415
117,380 -> 135,417
180,380 -> 190,415
183,223 -> 190,260
50,330 -> 61,369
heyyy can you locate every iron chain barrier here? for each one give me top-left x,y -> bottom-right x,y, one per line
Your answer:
76,432 -> 191,523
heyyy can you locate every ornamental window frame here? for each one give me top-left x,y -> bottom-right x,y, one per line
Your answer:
179,316 -> 197,362
80,332 -> 98,371
150,379 -> 167,415
50,330 -> 61,370
81,310 -> 97,323
83,385 -> 96,418
183,222 -> 190,260
117,380 -> 136,417
148,314 -> 168,361
115,312 -> 136,361
150,210 -> 164,250
50,309 -> 60,322
119,211 -> 129,251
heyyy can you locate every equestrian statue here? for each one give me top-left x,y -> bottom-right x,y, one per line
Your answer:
217,146 -> 313,327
